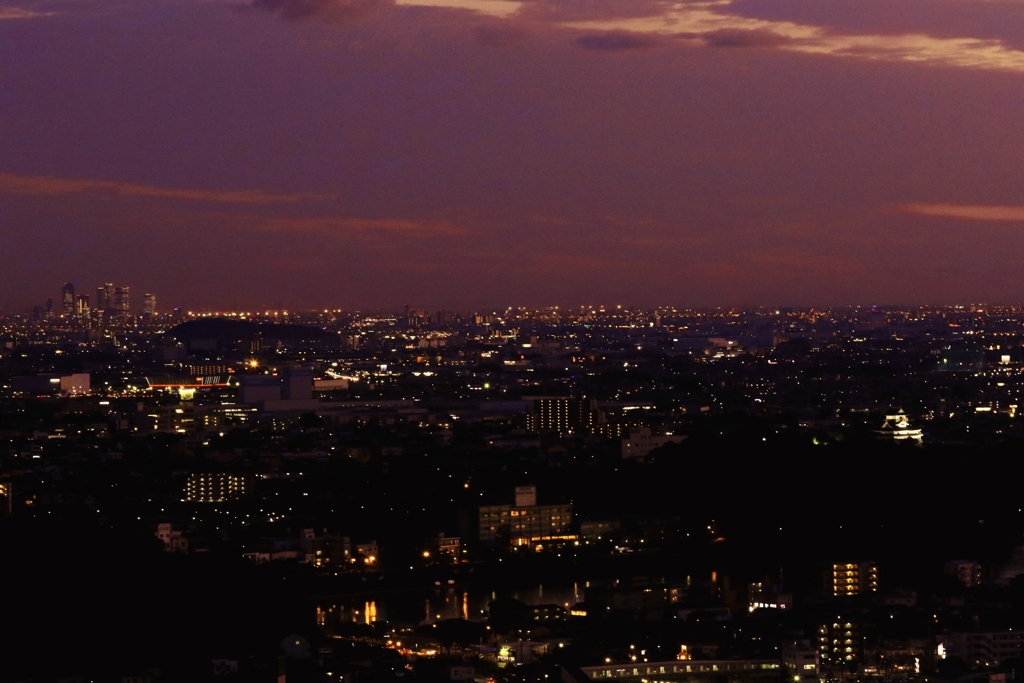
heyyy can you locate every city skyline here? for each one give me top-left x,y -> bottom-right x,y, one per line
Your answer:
25,282 -> 1024,318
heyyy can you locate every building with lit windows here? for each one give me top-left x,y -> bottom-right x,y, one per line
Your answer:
76,294 -> 90,319
61,283 -> 75,316
145,375 -> 233,398
783,641 -> 819,683
136,403 -> 196,433
184,473 -> 251,502
301,528 -> 351,569
466,485 -> 573,548
941,631 -> 1024,666
11,373 -> 90,396
187,364 -> 231,376
427,532 -> 461,557
356,541 -> 379,566
526,397 -> 601,434
475,503 -> 573,545
875,410 -> 923,442
471,487 -> 574,546
819,618 -> 862,664
833,562 -> 878,596
581,658 -> 780,682
748,582 -> 792,611
0,481 -> 10,516
197,405 -> 258,430
96,283 -> 114,310
113,286 -> 130,316
591,422 -> 633,439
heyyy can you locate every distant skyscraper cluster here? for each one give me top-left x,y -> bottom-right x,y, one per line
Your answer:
43,281 -> 155,325
93,282 -> 132,316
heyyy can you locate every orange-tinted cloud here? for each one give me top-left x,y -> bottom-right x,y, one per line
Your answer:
562,3 -> 1024,72
0,172 -> 329,204
0,7 -> 51,19
903,203 -> 1024,221
395,0 -> 522,18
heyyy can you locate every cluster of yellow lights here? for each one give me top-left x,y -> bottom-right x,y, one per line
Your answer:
185,474 -> 246,503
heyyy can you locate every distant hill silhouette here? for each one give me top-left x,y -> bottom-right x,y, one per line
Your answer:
167,318 -> 335,344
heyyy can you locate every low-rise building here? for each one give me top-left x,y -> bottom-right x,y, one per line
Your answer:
784,641 -> 820,683
11,373 -> 90,396
621,427 -> 686,459
748,581 -> 792,611
875,410 -> 923,442
137,403 -> 195,434
467,486 -> 574,546
156,522 -> 188,553
476,503 -> 573,546
945,560 -> 983,587
941,631 -> 1024,666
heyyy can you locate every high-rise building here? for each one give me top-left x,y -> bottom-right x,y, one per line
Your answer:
113,286 -> 130,316
142,293 -> 157,316
819,618 -> 863,664
76,294 -> 90,319
96,283 -> 114,310
832,562 -> 878,596
61,283 -> 75,316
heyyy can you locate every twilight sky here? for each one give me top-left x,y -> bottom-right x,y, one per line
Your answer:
2,0 -> 1024,310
